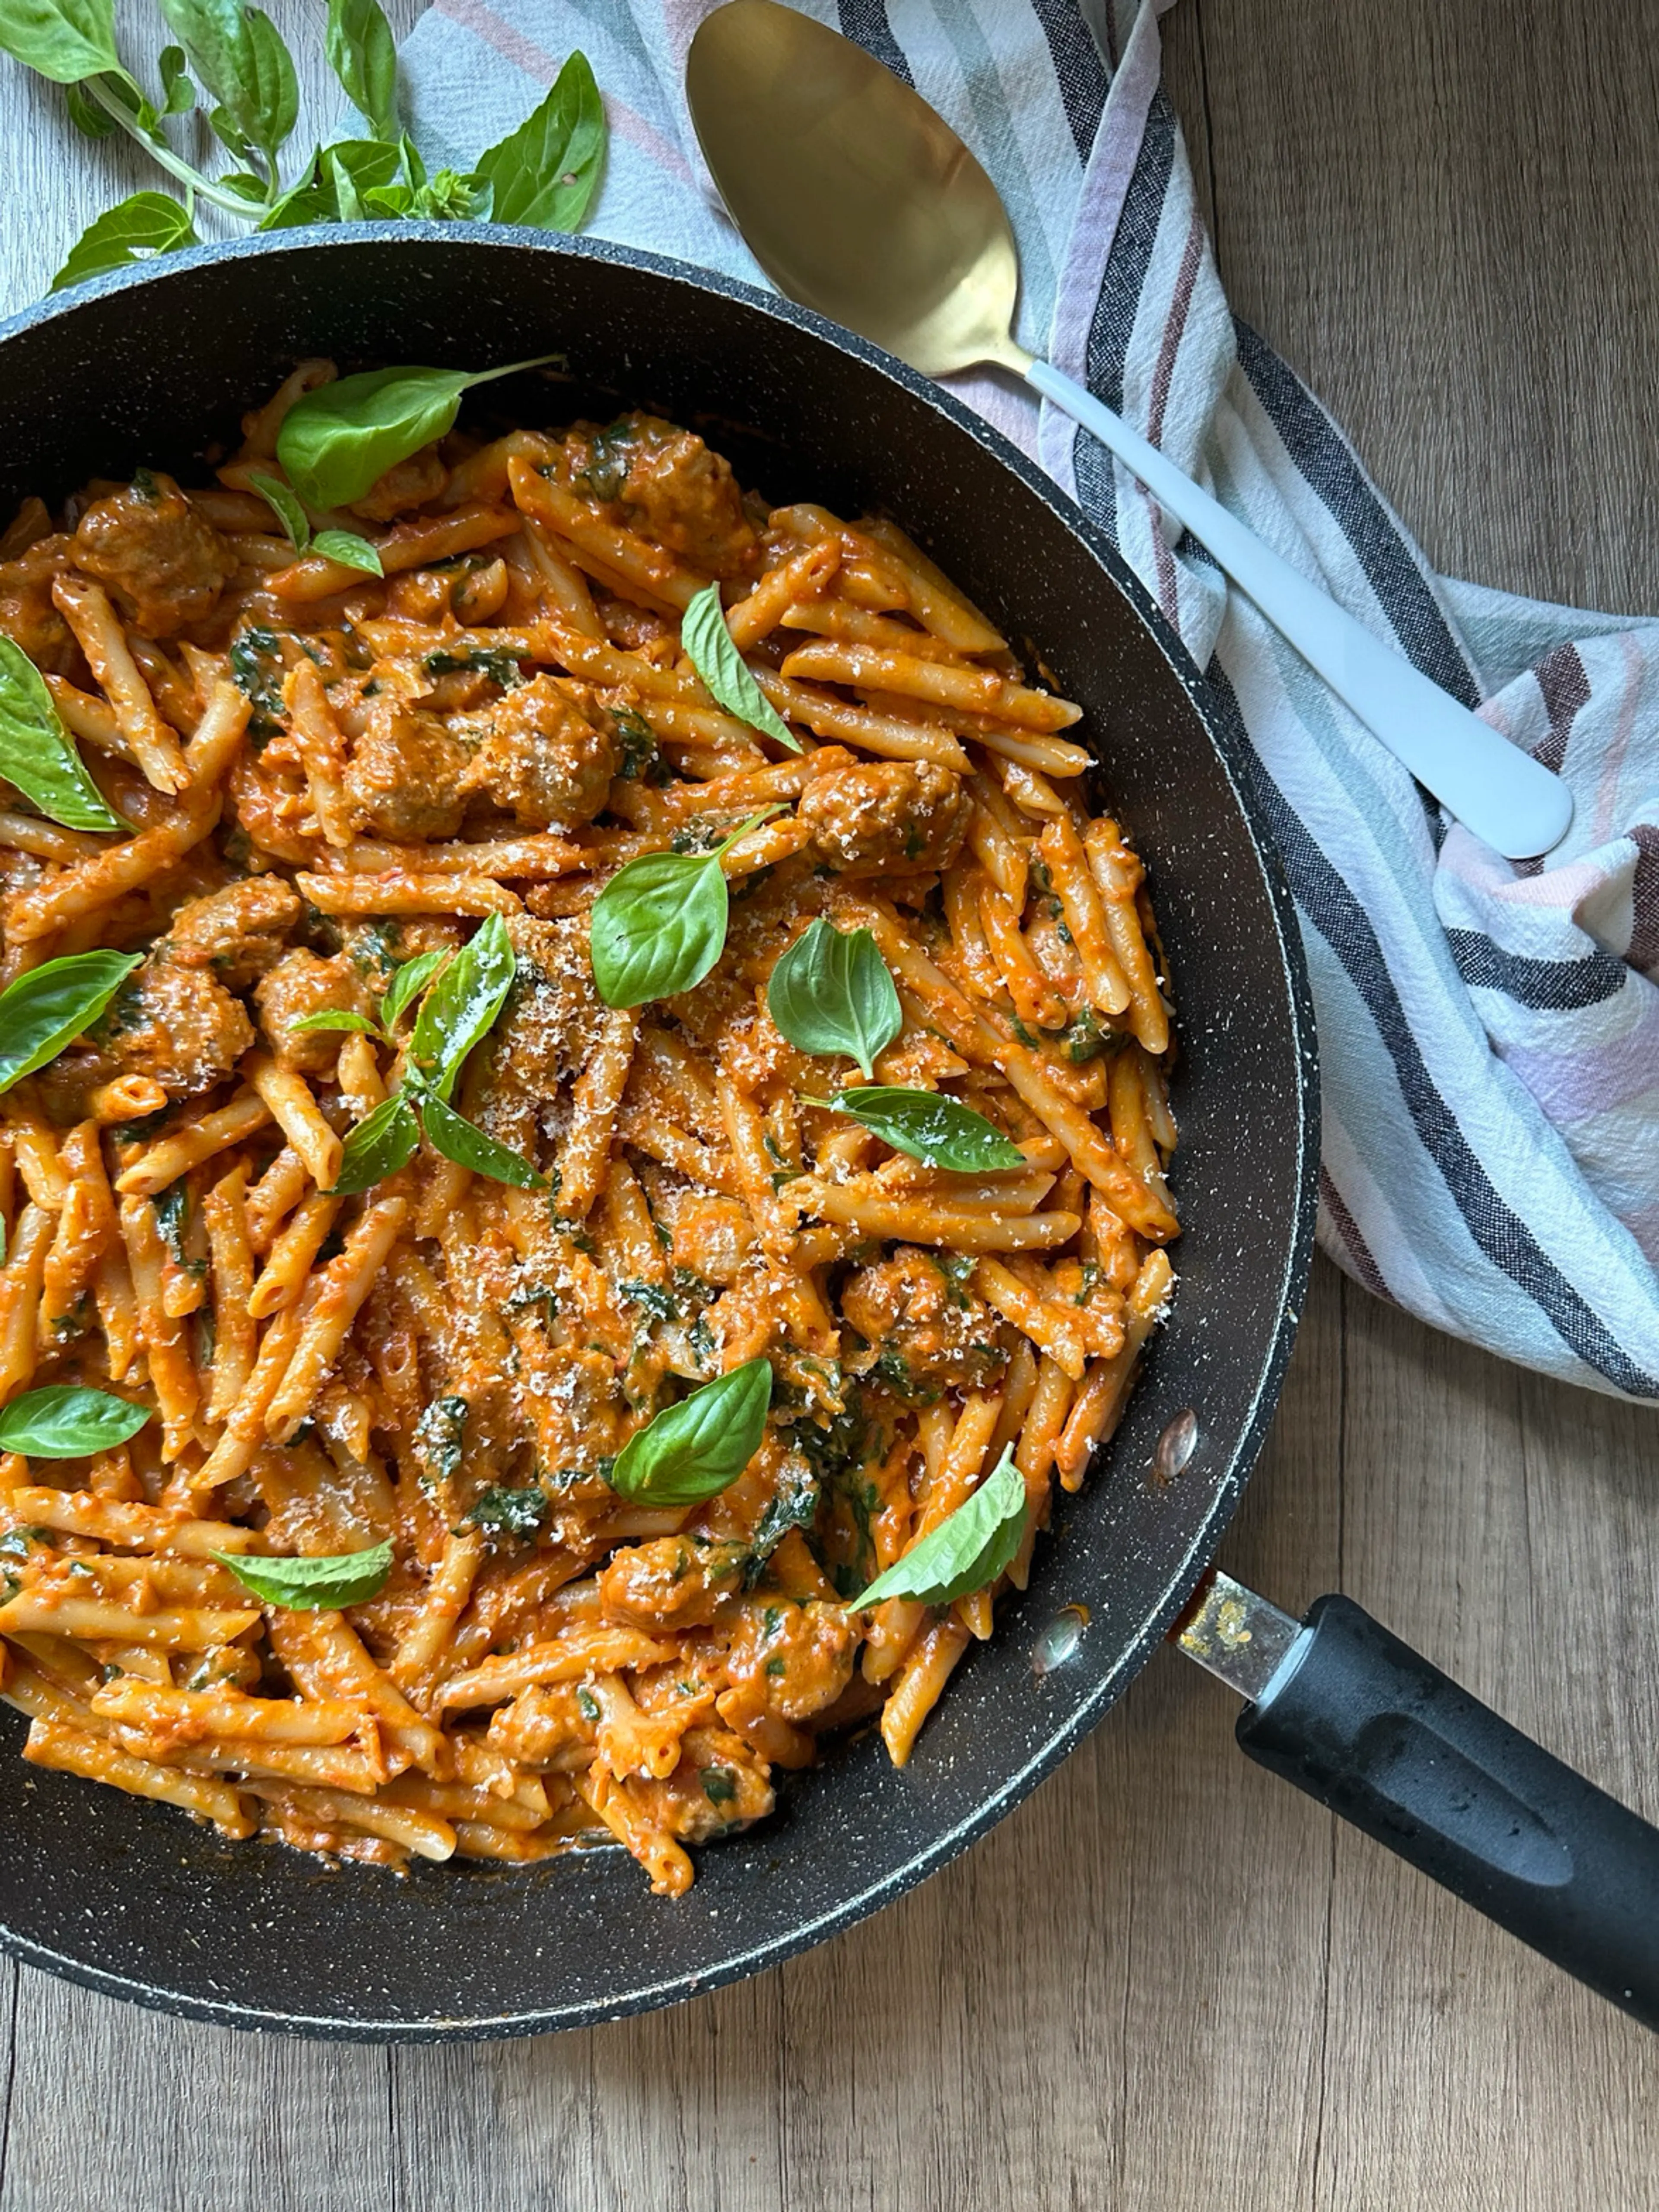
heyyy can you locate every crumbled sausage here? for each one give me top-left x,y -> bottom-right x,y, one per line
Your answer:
577,414 -> 758,579
722,1597 -> 855,1722
340,694 -> 469,841
164,877 -> 302,988
600,1536 -> 747,1632
350,449 -> 447,522
452,675 -> 619,831
469,915 -> 607,1152
103,955 -> 254,1099
71,472 -> 231,638
255,949 -> 373,1073
840,1246 -> 1009,1395
0,537 -> 76,673
798,758 -> 970,874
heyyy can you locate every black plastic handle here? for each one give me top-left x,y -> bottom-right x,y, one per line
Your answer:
1237,1594 -> 1659,2030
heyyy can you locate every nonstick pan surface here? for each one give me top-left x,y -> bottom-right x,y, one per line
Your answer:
0,228 -> 1317,2037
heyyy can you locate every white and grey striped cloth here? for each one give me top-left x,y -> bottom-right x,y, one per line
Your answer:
397,0 -> 1659,1401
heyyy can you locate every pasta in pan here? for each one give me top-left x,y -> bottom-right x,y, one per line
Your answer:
0,363 -> 1177,1890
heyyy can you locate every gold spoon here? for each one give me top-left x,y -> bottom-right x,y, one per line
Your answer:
685,0 -> 1571,860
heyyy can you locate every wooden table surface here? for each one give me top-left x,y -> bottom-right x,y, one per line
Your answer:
0,0 -> 1656,2203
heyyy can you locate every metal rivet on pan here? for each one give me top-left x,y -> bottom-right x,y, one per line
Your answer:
1031,1603 -> 1089,1676
1152,1407 -> 1198,1483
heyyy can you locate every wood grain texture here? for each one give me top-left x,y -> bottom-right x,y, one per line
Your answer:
0,1 -> 1657,2206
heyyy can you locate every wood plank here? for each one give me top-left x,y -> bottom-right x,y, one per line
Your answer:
0,1973 -> 393,2212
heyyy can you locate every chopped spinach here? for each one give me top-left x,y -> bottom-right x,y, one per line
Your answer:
871,1344 -> 941,1408
422,646 -> 525,689
741,1450 -> 820,1589
613,707 -> 668,784
701,1765 -> 737,1807
413,1393 -> 468,1486
619,1278 -> 677,1323
465,1483 -> 548,1543
229,626 -> 285,746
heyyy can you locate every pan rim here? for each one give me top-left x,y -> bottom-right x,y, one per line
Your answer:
0,222 -> 1320,2038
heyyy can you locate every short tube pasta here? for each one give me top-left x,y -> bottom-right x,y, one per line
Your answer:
0,368 -> 1179,1889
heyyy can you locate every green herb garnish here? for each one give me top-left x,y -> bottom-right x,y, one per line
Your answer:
589,809 -> 781,1009
680,582 -> 799,752
607,1357 -> 772,1508
0,1384 -> 151,1458
0,949 -> 141,1095
845,1448 -> 1026,1610
766,919 -> 900,1080
214,1540 -> 392,1610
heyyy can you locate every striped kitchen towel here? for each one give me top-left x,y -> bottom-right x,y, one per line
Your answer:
397,0 -> 1659,1401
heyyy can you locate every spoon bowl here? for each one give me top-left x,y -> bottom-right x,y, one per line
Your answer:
685,1 -> 1023,376
687,0 -> 1574,860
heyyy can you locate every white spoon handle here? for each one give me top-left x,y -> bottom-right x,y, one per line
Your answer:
1025,357 -> 1572,860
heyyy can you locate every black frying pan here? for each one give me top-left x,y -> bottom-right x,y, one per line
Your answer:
0,228 -> 1651,2040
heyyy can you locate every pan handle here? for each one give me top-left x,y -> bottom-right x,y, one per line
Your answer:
1179,1577 -> 1659,2030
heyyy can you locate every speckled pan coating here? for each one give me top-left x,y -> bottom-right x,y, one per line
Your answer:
0,226 -> 1319,2039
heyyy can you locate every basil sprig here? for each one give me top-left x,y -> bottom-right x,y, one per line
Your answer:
0,637 -> 126,832
247,469 -> 382,575
0,1384 -> 151,1458
680,582 -> 800,753
808,1086 -> 1026,1171
608,1356 -> 772,1507
0,948 -> 141,1094
277,354 -> 564,511
846,1448 -> 1026,1610
767,920 -> 900,1080
328,916 -> 543,1192
214,1539 -> 392,1610
590,809 -> 781,1009
0,0 -> 610,290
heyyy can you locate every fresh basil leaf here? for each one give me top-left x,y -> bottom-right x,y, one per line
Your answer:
419,1091 -> 545,1190
589,847 -> 726,1011
846,1447 -> 1025,1609
820,1086 -> 1025,1171
680,581 -> 800,753
214,1539 -> 392,1610
311,529 -> 384,576
158,0 -> 294,162
767,920 -> 900,1081
51,189 -> 197,292
475,48 -> 606,232
608,1356 -> 772,1507
247,468 -> 309,551
0,1384 -> 150,1458
286,1008 -> 379,1036
379,949 -> 445,1031
324,0 -> 396,141
359,181 -> 412,217
276,352 -> 561,512
158,41 -> 193,110
0,0 -> 122,83
62,75 -> 114,133
0,948 -> 141,1093
0,636 -> 125,829
589,809 -> 778,1011
329,1089 -> 419,1193
410,910 -> 515,1094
